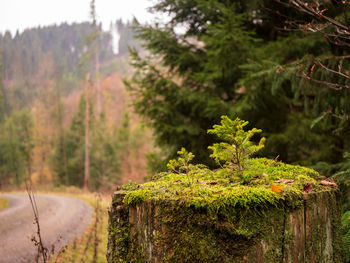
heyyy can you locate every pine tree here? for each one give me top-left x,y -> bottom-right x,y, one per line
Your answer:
90,114 -> 120,189
63,95 -> 93,187
13,109 -> 35,181
126,0 -> 349,176
0,113 -> 29,186
126,1 -> 257,167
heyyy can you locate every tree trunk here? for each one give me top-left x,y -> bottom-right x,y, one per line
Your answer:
95,48 -> 101,115
84,74 -> 91,190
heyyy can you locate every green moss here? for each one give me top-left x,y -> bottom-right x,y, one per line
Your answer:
123,158 -> 325,214
123,118 -> 326,214
114,158 -> 340,262
122,181 -> 139,191
145,200 -> 293,262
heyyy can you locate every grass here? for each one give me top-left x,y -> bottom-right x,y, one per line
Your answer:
48,191 -> 111,263
0,197 -> 8,210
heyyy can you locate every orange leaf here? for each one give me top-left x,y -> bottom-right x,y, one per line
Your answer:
271,184 -> 283,193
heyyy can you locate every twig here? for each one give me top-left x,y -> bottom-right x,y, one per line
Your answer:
25,180 -> 48,263
300,72 -> 349,90
315,60 -> 350,80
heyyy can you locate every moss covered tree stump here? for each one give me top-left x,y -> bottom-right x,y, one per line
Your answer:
107,159 -> 344,262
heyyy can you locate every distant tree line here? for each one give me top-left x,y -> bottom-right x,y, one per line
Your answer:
0,20 -> 140,190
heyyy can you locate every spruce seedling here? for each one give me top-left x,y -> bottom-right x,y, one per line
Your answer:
208,116 -> 265,171
167,147 -> 195,186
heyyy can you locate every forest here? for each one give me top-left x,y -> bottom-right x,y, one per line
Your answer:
0,18 -> 150,191
0,0 -> 349,261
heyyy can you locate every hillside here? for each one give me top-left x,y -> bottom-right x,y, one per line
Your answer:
0,21 -> 152,190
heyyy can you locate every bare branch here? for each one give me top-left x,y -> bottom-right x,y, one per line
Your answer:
292,0 -> 350,31
316,60 -> 350,80
25,181 -> 48,263
300,72 -> 350,90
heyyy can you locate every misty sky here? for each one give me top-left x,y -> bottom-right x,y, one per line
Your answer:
0,0 -> 156,35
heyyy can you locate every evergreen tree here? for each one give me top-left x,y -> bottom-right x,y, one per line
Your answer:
62,95 -> 92,186
126,0 -> 349,176
91,114 -> 120,189
52,94 -> 120,189
126,1 -> 254,167
13,109 -> 35,179
125,0 -> 286,169
0,112 -> 32,186
0,121 -> 24,186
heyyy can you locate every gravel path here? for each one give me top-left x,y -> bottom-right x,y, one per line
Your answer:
0,193 -> 92,263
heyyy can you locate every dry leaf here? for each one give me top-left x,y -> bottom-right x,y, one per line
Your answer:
271,184 -> 283,193
303,183 -> 313,194
320,180 -> 338,187
275,179 -> 294,184
197,180 -> 217,185
310,64 -> 316,74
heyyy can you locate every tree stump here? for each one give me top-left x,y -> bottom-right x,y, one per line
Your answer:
107,189 -> 344,263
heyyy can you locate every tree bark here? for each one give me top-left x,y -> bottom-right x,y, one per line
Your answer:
84,74 -> 91,190
96,48 -> 101,115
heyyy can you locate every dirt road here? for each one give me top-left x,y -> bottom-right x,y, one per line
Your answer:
0,193 -> 92,263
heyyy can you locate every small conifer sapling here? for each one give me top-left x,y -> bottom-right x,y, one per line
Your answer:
208,116 -> 265,171
167,147 -> 195,186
